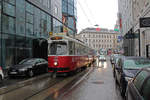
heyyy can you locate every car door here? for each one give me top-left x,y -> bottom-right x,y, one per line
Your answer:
127,70 -> 148,100
35,59 -> 42,74
39,59 -> 47,72
116,58 -> 122,84
141,76 -> 150,100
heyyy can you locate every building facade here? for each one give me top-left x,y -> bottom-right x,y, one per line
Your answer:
0,0 -> 76,70
118,0 -> 150,57
62,0 -> 77,37
118,0 -> 135,56
132,0 -> 150,57
76,28 -> 119,52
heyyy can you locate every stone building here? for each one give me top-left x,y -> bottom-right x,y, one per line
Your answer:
76,28 -> 119,51
118,0 -> 150,57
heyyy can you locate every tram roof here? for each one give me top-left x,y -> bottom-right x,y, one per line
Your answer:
48,35 -> 93,49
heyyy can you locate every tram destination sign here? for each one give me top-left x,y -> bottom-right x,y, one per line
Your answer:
140,17 -> 150,28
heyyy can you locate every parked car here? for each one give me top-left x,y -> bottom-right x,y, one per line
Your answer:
110,54 -> 121,64
114,56 -> 150,97
8,58 -> 48,77
126,68 -> 150,100
0,66 -> 4,82
113,55 -> 124,77
99,55 -> 106,61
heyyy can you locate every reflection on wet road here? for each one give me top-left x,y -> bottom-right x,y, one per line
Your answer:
0,57 -> 123,100
60,57 -> 123,100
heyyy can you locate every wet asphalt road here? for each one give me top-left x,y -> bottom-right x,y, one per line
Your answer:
59,57 -> 123,100
0,57 -> 123,100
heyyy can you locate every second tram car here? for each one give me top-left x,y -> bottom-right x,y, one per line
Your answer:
48,35 -> 96,75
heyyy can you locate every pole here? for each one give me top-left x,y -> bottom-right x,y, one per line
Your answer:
138,29 -> 141,56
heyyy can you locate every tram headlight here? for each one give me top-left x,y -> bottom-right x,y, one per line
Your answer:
54,62 -> 58,66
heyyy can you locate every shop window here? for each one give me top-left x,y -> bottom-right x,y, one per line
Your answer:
2,34 -> 15,68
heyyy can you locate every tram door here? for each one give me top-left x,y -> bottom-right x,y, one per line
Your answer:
32,38 -> 48,60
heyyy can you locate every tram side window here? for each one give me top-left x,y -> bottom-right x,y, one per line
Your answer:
75,43 -> 80,55
69,41 -> 75,55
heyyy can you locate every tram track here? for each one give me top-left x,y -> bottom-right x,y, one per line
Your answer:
0,66 -> 94,100
0,73 -> 52,95
24,77 -> 64,100
26,67 -> 94,100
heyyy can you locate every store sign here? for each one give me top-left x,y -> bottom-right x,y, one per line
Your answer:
140,17 -> 150,27
55,33 -> 67,36
125,33 -> 138,39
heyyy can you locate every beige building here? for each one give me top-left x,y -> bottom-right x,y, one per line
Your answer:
132,0 -> 150,57
76,28 -> 119,51
118,0 -> 150,57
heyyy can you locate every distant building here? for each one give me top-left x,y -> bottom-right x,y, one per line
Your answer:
76,28 -> 119,51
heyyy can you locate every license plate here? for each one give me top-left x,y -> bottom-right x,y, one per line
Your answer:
10,72 -> 17,74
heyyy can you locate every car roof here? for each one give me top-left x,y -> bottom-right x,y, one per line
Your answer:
142,67 -> 150,72
121,56 -> 148,61
22,58 -> 45,61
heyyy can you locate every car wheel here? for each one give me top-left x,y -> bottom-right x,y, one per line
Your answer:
45,67 -> 49,73
28,70 -> 34,77
113,70 -> 115,78
120,82 -> 125,97
0,76 -> 2,83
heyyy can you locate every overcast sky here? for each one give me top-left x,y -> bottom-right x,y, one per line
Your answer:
77,0 -> 118,33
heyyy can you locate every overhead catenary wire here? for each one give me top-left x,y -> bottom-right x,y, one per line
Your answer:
77,1 -> 93,26
83,0 -> 97,25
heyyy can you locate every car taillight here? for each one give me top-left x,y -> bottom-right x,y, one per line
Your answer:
0,66 -> 2,70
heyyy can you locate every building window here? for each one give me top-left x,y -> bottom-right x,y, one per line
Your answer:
16,0 -> 25,34
2,15 -> 15,34
26,2 -> 34,35
3,2 -> 15,17
54,6 -> 58,15
34,7 -> 41,36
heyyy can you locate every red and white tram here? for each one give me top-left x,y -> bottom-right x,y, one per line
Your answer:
48,35 -> 96,74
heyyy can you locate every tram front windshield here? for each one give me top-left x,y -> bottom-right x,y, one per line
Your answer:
49,41 -> 67,55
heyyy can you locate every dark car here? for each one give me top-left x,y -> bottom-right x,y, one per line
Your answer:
114,56 -> 150,97
126,68 -> 150,100
113,55 -> 124,77
110,54 -> 121,64
8,58 -> 48,77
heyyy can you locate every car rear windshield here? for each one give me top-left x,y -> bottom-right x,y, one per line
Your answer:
124,58 -> 150,69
